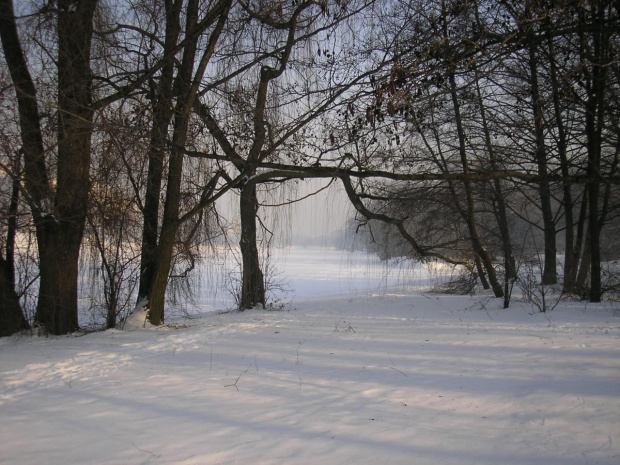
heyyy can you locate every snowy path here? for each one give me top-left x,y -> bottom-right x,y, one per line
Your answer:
1,293 -> 619,464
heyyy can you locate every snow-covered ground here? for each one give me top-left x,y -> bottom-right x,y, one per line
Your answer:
1,248 -> 619,464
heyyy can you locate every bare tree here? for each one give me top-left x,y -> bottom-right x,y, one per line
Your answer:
0,0 -> 99,334
191,0 -> 379,309
142,0 -> 233,325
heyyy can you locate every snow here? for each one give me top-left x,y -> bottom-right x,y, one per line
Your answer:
1,248 -> 619,464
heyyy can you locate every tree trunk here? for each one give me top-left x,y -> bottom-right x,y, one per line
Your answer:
473,0 -> 516,292
6,151 -> 20,289
106,292 -> 117,329
137,114 -> 170,304
0,0 -> 51,210
583,0 -> 609,303
0,149 -> 28,337
146,0 -> 201,325
239,182 -> 266,309
473,71 -> 516,300
36,221 -> 83,333
527,27 -> 557,285
146,108 -> 189,325
140,0 -> 230,323
33,0 -> 97,334
137,0 -> 182,304
146,221 -> 178,325
437,1 -> 502,298
474,256 -> 490,290
447,68 -> 503,298
575,226 -> 591,297
588,182 -> 601,302
0,254 -> 28,337
142,0 -> 198,325
546,32 -> 576,293
0,0 -> 97,335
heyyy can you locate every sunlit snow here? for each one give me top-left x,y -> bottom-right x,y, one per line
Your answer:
1,248 -> 619,465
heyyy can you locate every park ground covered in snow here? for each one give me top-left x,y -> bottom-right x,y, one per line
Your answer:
1,248 -> 619,464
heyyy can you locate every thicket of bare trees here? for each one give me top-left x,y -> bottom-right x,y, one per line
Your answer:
0,0 -> 618,336
332,0 -> 619,305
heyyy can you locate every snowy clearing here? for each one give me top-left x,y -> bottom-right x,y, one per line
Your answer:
1,249 -> 619,465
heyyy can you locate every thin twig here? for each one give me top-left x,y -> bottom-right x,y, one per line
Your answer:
131,442 -> 161,458
225,365 -> 251,391
383,365 -> 408,377
296,340 -> 306,365
260,178 -> 335,207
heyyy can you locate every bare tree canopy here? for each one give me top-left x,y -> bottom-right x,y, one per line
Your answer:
0,0 -> 618,335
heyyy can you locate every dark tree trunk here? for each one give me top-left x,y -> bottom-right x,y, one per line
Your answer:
437,1 -> 502,298
0,149 -> 28,336
474,256 -> 490,290
447,69 -> 503,298
473,0 -> 516,291
146,43 -> 196,325
36,221 -> 83,333
526,22 -> 557,285
146,90 -> 193,325
582,0 -> 609,303
137,109 -> 172,305
0,0 -> 97,335
6,151 -> 20,289
575,225 -> 591,297
34,0 -> 97,334
0,0 -> 51,209
588,182 -> 601,302
137,0 -> 182,304
146,220 -> 177,325
0,254 -> 28,337
145,0 -> 231,324
239,182 -> 265,309
106,286 -> 118,329
574,187 -> 589,276
545,31 -> 577,292
474,71 -> 516,303
571,188 -> 589,296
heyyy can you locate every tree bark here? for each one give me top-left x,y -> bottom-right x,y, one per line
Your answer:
145,0 -> 231,324
582,0 -> 609,303
36,221 -> 84,333
239,182 -> 266,309
146,0 -> 199,325
146,219 -> 177,325
35,0 -> 97,334
474,255 -> 490,290
0,0 -> 97,334
546,32 -> 577,292
437,0 -> 503,297
473,1 -> 516,291
137,0 -> 182,304
0,149 -> 28,336
0,255 -> 28,337
474,73 -> 516,302
6,151 -> 20,289
447,70 -> 503,298
0,0 -> 51,210
575,225 -> 591,297
526,19 -> 557,285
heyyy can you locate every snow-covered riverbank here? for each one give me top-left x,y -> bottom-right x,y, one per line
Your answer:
1,248 -> 619,464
